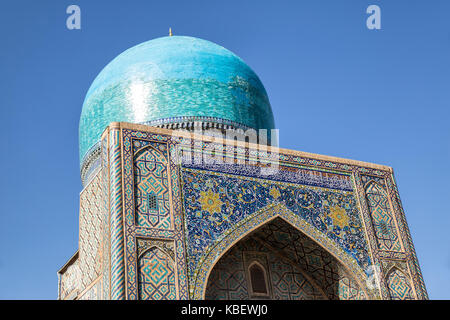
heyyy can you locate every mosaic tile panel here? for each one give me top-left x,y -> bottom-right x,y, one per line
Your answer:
101,134 -> 111,299
180,166 -> 371,285
181,162 -> 354,191
79,171 -> 103,291
387,175 -> 429,299
121,129 -> 189,299
386,268 -> 414,300
138,245 -> 176,300
363,176 -> 402,252
338,274 -> 366,300
109,129 -> 126,300
134,142 -> 171,229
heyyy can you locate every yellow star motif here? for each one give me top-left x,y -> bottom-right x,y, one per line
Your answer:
269,186 -> 281,199
329,205 -> 349,229
199,189 -> 223,215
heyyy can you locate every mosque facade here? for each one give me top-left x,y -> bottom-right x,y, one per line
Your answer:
57,36 -> 428,300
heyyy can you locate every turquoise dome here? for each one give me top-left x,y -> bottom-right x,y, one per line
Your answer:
79,35 -> 275,167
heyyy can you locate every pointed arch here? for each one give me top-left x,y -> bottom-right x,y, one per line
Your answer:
247,261 -> 270,297
138,244 -> 175,262
364,180 -> 387,196
134,144 -> 167,163
192,203 -> 374,299
137,246 -> 176,300
385,267 -> 414,300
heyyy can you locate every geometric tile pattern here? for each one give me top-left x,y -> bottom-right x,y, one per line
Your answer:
79,170 -> 103,291
338,274 -> 366,300
252,218 -> 366,300
386,268 -> 414,300
270,260 -> 324,300
138,246 -> 176,300
101,131 -> 111,299
364,179 -> 402,252
109,128 -> 126,300
120,128 -> 188,300
134,144 -> 171,229
355,172 -> 426,300
59,259 -> 81,300
386,175 -> 428,299
78,279 -> 102,300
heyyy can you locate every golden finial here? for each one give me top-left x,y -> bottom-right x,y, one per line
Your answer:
169,28 -> 173,36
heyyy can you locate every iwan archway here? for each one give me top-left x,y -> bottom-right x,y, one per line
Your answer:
190,203 -> 375,300
206,217 -> 366,300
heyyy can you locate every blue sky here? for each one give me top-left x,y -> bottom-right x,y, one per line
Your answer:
0,0 -> 448,299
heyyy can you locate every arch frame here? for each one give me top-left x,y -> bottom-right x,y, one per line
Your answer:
384,265 -> 416,300
138,244 -> 175,263
137,244 -> 177,300
247,260 -> 271,298
192,202 -> 377,300
364,178 -> 406,253
133,143 -> 172,230
363,179 -> 388,196
134,144 -> 168,162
